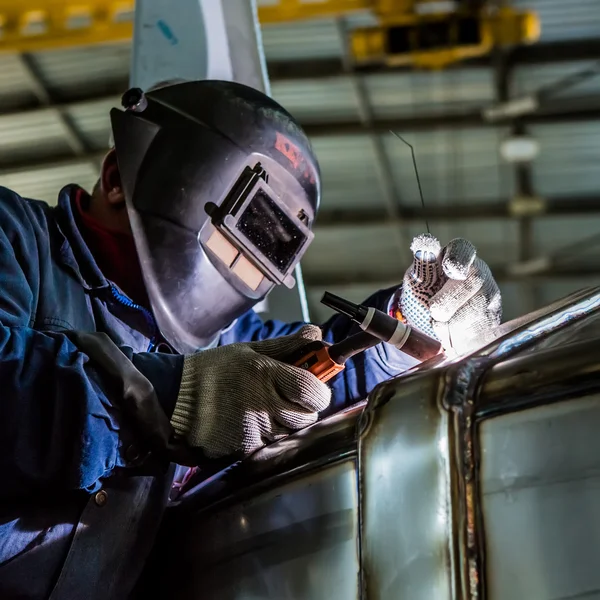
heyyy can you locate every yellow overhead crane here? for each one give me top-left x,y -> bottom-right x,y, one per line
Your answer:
0,0 -> 539,68
352,3 -> 540,69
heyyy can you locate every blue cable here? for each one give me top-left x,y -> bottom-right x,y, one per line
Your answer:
109,284 -> 158,352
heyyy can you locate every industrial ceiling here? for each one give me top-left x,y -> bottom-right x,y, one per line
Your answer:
0,0 -> 599,323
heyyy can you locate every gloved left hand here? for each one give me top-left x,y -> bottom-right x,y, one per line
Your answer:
171,326 -> 331,459
397,234 -> 502,355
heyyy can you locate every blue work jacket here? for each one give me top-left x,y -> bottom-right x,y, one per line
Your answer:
0,185 -> 415,599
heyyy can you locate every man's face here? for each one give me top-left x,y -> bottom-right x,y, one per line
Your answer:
100,194 -> 131,235
92,149 -> 132,235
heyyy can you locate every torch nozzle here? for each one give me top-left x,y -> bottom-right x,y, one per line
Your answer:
321,292 -> 361,320
320,290 -> 442,362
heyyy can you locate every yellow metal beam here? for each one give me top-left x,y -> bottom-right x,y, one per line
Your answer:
0,0 -> 538,71
351,7 -> 540,69
0,1 -> 135,52
256,0 -> 414,22
256,0 -> 371,24
0,0 -> 378,53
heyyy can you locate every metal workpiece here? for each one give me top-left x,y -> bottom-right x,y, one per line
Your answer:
148,286 -> 600,599
435,286 -> 600,600
358,372 -> 454,600
144,405 -> 364,599
354,285 -> 600,600
480,393 -> 600,600
174,402 -> 364,512
439,285 -> 600,600
479,337 -> 600,418
442,357 -> 489,600
482,287 -> 600,362
162,462 -> 361,599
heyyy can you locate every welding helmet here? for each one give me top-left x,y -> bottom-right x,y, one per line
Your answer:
109,80 -> 320,353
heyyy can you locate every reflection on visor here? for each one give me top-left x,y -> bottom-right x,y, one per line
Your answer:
236,190 -> 306,274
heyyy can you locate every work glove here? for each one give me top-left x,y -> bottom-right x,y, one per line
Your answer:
170,325 -> 331,459
398,234 -> 502,355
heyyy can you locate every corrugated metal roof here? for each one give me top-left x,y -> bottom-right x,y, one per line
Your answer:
367,68 -> 494,119
534,215 -> 600,256
66,97 -> 120,148
0,0 -> 593,106
0,97 -> 115,166
383,127 -> 515,206
308,128 -> 516,213
514,60 -> 600,98
0,55 -> 39,111
530,121 -> 600,196
304,223 -> 402,280
261,19 -> 345,61
259,11 -> 376,61
271,65 -> 495,123
1,162 -> 96,203
310,135 -> 383,211
514,0 -> 600,42
31,44 -> 130,98
307,218 -> 521,279
0,109 -> 72,164
260,0 -> 600,59
272,77 -> 359,122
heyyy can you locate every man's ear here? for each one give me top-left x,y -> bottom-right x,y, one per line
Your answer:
100,149 -> 125,207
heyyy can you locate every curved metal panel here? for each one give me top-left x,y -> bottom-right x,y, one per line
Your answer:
482,287 -> 600,361
359,372 -> 454,600
175,402 -> 363,510
480,393 -> 600,600
150,461 -> 360,600
143,286 -> 600,600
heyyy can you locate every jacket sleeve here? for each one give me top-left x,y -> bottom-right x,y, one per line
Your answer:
219,290 -> 419,416
0,191 -> 182,501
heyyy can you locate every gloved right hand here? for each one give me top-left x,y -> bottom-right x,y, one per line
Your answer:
399,234 -> 502,355
170,325 -> 331,459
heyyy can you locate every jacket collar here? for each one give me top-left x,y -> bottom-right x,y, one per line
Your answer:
53,184 -> 109,292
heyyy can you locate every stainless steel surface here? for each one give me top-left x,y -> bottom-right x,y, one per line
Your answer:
150,286 -> 600,599
479,338 -> 600,418
359,372 -> 453,600
161,461 -> 360,599
486,287 -> 600,360
481,394 -> 600,600
176,403 -> 363,510
435,286 -> 600,599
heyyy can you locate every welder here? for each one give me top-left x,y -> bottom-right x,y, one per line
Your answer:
0,80 -> 501,599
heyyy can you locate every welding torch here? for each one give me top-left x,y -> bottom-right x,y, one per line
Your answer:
284,291 -> 442,383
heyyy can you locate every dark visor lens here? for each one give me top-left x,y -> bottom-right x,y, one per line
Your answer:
236,189 -> 306,274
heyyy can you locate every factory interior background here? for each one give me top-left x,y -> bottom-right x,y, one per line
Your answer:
0,0 -> 598,324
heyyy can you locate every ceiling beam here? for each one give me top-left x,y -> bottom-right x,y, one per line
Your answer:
9,88 -> 599,134
271,38 -> 600,80
276,38 -> 600,78
301,95 -> 600,137
1,37 -> 599,113
508,38 -> 600,66
314,196 -> 600,226
0,92 -> 598,173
